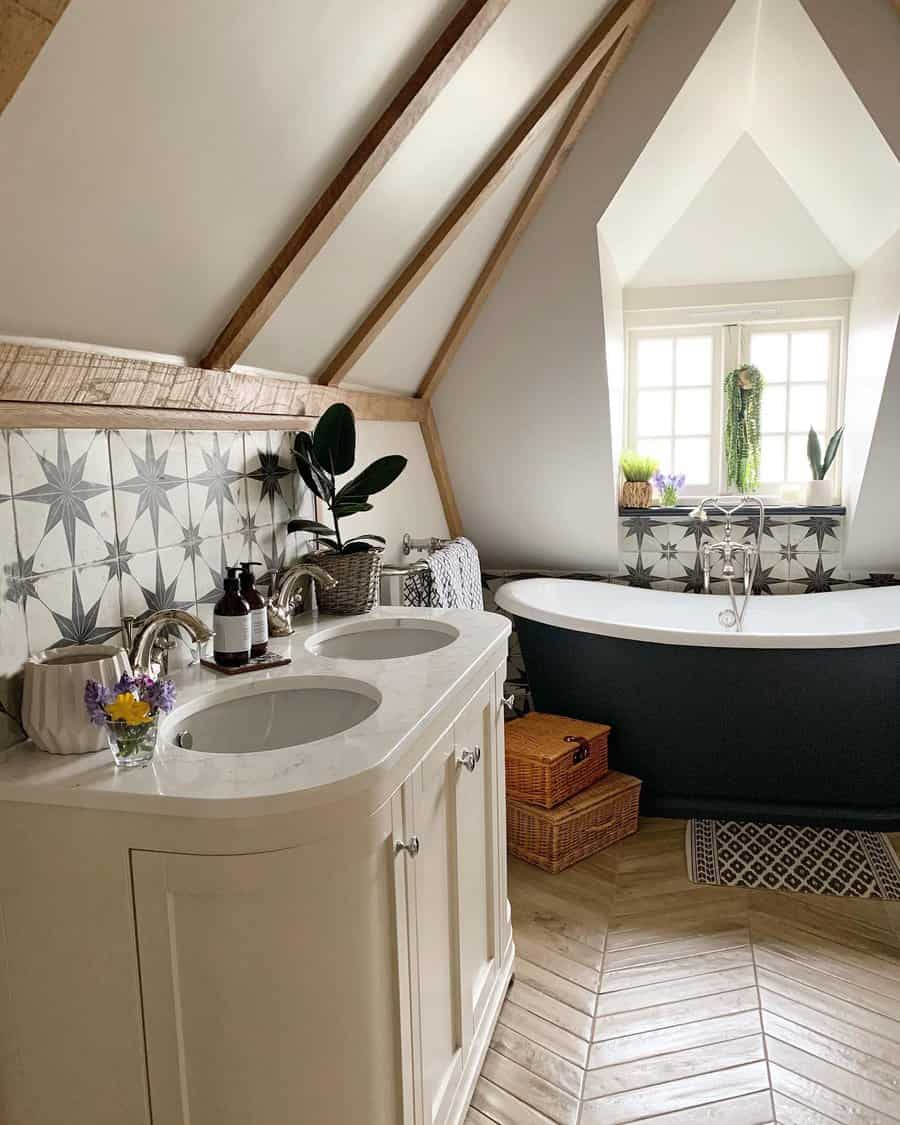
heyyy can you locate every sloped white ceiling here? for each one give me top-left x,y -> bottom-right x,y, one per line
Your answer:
630,133 -> 850,287
244,0 -> 620,378
0,0 -> 455,357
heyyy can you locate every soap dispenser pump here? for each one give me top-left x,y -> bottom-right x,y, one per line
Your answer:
213,567 -> 251,667
239,561 -> 268,658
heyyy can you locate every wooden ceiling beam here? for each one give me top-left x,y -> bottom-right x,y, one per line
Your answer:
420,404 -> 463,537
1,0 -> 70,115
417,3 -> 652,402
199,0 -> 510,373
316,0 -> 648,389
0,343 -> 425,424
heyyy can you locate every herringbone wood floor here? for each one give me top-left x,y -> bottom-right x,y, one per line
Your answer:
469,819 -> 900,1124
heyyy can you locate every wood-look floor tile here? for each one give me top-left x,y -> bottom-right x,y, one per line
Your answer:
595,965 -> 757,1016
600,945 -> 753,994
593,986 -> 760,1041
758,970 -> 900,1045
471,1077 -> 557,1125
766,1037 -> 900,1119
513,931 -> 600,991
582,1034 -> 765,1099
465,1110 -> 496,1125
752,916 -> 900,991
514,957 -> 595,1015
761,986 -> 900,1069
604,927 -> 750,971
755,945 -> 900,1021
769,1062 -> 897,1124
510,913 -> 604,972
579,1061 -> 771,1124
603,1091 -> 774,1124
479,1050 -> 580,1125
506,980 -> 592,1042
498,1000 -> 589,1069
771,1090 -> 843,1124
510,883 -> 609,952
490,1023 -> 583,1097
588,1010 -> 763,1070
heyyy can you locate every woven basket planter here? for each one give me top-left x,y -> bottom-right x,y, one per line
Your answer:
621,480 -> 652,508
311,548 -> 383,615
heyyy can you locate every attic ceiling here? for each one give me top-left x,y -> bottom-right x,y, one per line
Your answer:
601,0 -> 900,290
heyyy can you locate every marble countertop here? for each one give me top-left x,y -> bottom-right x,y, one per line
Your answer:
0,607 -> 510,817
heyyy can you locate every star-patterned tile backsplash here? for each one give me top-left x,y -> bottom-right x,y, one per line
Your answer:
0,428 -> 315,750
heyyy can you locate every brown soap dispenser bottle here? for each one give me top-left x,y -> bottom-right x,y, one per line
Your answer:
239,561 -> 268,658
213,567 -> 251,667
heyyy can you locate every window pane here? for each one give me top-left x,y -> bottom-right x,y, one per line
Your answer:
636,337 -> 673,387
791,330 -> 830,382
789,383 -> 827,432
674,388 -> 711,435
788,434 -> 810,481
637,389 -> 672,436
673,437 -> 710,484
637,437 -> 671,470
675,336 -> 712,386
761,383 -> 787,432
760,435 -> 785,482
750,332 -> 788,383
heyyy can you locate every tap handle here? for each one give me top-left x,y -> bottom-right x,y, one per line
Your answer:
121,615 -> 138,654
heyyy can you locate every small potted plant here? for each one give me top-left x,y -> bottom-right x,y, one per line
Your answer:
289,404 -> 407,614
806,425 -> 843,506
84,672 -> 176,768
619,451 -> 659,508
653,471 -> 686,508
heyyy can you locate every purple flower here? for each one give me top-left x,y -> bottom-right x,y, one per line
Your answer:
84,679 -> 114,725
145,677 -> 177,715
113,672 -> 137,696
652,470 -> 666,491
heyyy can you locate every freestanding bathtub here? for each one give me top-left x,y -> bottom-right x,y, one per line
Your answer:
495,579 -> 900,829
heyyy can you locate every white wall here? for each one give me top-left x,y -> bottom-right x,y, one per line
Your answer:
842,230 -> 900,570
434,0 -> 737,571
321,422 -> 449,568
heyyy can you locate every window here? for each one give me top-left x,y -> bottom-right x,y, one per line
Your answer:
625,318 -> 843,497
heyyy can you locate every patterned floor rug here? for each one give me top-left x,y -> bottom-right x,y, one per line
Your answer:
686,818 -> 900,899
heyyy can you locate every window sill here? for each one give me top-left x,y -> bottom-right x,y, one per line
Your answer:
618,504 -> 846,517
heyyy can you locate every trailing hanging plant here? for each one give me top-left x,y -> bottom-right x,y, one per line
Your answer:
724,364 -> 763,493
287,403 -> 407,554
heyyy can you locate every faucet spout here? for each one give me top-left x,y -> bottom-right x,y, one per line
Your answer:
265,561 -> 339,637
126,610 -> 214,675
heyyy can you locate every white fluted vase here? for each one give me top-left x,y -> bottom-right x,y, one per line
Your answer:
23,645 -> 132,755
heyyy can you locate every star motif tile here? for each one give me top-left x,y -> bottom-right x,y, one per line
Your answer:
24,563 -> 122,654
794,515 -> 841,552
245,431 -> 298,528
110,430 -> 190,553
121,547 -> 197,625
185,431 -> 247,539
8,429 -> 116,573
798,558 -> 848,593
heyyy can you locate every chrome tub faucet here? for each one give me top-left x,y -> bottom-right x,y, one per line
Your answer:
689,496 -> 766,631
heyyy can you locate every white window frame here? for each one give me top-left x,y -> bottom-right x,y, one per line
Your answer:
624,307 -> 847,501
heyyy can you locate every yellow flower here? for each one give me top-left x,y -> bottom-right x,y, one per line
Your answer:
105,692 -> 152,726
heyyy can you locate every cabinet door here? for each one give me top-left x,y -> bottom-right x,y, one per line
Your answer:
493,662 -> 513,964
453,678 -> 499,1050
407,728 -> 464,1125
131,804 -> 405,1125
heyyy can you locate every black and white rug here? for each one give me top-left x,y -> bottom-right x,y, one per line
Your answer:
687,819 -> 900,900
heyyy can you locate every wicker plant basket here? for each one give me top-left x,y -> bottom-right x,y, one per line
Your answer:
311,548 -> 383,615
621,480 -> 652,508
505,713 -> 609,808
507,771 -> 641,873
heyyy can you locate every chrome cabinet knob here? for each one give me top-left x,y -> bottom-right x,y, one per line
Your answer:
395,835 -> 420,858
501,693 -> 516,712
458,745 -> 481,772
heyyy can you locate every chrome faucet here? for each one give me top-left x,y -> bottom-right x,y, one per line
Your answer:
122,609 -> 214,675
689,496 -> 766,631
259,560 -> 338,637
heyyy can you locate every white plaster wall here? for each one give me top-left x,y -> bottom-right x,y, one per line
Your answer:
842,230 -> 900,570
598,235 -> 625,470
434,0 -> 736,571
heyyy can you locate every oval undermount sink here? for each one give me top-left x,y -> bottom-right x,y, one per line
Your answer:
307,618 -> 460,660
162,676 -> 380,754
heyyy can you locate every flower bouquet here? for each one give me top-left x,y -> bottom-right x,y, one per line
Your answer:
653,471 -> 686,508
84,672 -> 176,768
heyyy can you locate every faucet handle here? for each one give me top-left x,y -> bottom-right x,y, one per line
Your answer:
121,615 -> 138,653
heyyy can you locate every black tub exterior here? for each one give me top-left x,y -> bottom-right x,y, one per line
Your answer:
514,617 -> 900,829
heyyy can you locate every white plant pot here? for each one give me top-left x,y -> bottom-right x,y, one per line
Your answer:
23,645 -> 132,755
805,479 -> 833,507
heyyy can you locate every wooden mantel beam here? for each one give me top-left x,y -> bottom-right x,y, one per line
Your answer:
1,0 -> 70,115
199,0 -> 510,373
316,0 -> 647,389
418,2 -> 652,402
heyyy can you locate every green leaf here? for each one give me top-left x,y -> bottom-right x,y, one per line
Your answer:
314,538 -> 341,552
292,432 -> 333,500
341,540 -> 379,554
313,403 -> 356,475
287,519 -> 335,536
807,427 -> 823,480
332,501 -> 373,519
344,534 -> 387,546
822,426 -> 844,476
334,455 -> 407,504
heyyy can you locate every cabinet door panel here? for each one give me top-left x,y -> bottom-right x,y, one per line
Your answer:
454,679 -> 498,1047
132,808 -> 403,1125
493,662 -> 513,963
410,728 -> 463,1125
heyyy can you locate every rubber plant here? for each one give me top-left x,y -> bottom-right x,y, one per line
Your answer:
724,364 -> 763,492
288,403 -> 407,553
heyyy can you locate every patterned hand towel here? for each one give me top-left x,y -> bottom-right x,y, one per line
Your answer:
402,538 -> 484,610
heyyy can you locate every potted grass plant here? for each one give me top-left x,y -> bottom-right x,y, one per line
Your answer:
289,404 -> 407,614
619,451 -> 659,508
806,425 -> 843,506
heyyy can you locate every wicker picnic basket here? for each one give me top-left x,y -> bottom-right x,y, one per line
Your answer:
505,713 -> 610,808
507,771 -> 641,873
